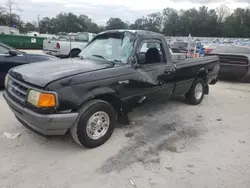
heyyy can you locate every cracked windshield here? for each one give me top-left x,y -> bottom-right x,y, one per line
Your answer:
0,0 -> 250,188
79,32 -> 134,64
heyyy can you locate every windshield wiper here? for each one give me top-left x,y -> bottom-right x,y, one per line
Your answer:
112,59 -> 123,63
92,54 -> 122,66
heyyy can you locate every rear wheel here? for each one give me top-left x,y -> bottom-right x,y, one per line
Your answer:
185,78 -> 205,105
71,100 -> 116,148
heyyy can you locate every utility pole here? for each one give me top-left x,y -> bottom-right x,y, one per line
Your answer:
6,0 -> 13,26
9,5 -> 12,26
37,14 -> 40,32
5,0 -> 22,27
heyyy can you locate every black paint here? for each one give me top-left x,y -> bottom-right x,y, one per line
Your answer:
7,30 -> 219,115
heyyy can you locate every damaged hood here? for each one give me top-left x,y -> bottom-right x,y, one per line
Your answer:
9,58 -> 112,87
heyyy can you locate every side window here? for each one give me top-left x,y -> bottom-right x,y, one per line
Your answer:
0,45 -> 9,54
75,33 -> 89,42
138,41 -> 165,64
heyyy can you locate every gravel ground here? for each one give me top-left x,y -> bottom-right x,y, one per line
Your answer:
0,81 -> 250,188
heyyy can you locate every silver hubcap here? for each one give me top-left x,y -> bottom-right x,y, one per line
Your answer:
194,83 -> 203,100
86,111 -> 110,140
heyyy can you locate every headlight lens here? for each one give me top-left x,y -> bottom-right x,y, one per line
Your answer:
4,74 -> 9,89
27,90 -> 56,108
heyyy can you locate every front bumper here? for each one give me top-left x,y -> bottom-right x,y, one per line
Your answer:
3,91 -> 78,136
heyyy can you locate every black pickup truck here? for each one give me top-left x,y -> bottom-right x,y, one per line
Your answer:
3,30 -> 219,148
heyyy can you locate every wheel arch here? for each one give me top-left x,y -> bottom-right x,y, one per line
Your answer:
70,48 -> 81,52
69,48 -> 81,57
77,87 -> 124,116
196,67 -> 209,82
196,68 -> 209,94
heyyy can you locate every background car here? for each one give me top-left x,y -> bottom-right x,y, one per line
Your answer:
43,32 -> 96,58
0,42 -> 58,87
206,45 -> 250,82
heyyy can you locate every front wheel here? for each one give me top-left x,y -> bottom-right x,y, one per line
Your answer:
71,100 -> 117,148
185,78 -> 205,105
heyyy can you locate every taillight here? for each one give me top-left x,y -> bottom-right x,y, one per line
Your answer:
56,43 -> 60,49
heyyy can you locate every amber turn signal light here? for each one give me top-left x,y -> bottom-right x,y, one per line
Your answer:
38,93 -> 56,107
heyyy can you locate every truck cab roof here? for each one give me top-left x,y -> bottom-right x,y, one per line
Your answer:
98,29 -> 165,40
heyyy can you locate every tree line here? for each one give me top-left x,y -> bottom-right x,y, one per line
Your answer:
1,4 -> 250,38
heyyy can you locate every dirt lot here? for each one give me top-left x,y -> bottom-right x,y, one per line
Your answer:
0,81 -> 250,188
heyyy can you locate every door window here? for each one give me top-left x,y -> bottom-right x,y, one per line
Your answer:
0,45 -> 9,54
138,40 -> 165,64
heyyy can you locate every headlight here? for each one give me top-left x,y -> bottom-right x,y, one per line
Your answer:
27,90 -> 56,108
4,74 -> 9,89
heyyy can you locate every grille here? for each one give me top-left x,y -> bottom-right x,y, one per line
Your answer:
7,76 -> 30,103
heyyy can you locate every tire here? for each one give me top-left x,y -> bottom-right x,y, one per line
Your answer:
185,78 -> 205,105
69,49 -> 81,58
71,100 -> 117,148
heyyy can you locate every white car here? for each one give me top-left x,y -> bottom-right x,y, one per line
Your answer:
43,32 -> 96,58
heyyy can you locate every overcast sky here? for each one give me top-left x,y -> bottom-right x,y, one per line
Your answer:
1,0 -> 249,24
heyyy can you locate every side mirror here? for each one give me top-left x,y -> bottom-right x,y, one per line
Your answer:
8,50 -> 19,56
137,52 -> 146,65
131,53 -> 146,69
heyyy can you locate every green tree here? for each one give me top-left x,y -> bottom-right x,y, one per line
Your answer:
162,8 -> 179,36
0,11 -> 24,32
39,17 -> 51,33
144,12 -> 163,32
106,17 -> 128,30
78,14 -> 102,33
175,6 -> 220,37
223,8 -> 250,38
0,6 -> 7,25
130,18 -> 147,30
37,13 -> 102,34
24,22 -> 36,32
216,5 -> 231,23
5,0 -> 22,26
1,5 -> 250,38
130,12 -> 162,32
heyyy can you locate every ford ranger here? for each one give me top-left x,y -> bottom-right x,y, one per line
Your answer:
3,30 -> 219,148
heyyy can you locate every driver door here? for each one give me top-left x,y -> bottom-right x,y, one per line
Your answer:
135,39 -> 175,102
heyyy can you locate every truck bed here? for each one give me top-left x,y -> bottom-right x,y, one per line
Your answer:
174,55 -> 219,85
175,56 -> 219,68
172,55 -> 219,95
